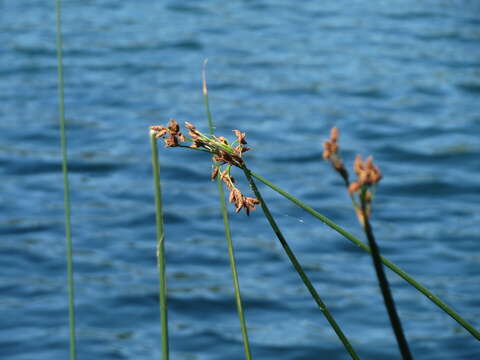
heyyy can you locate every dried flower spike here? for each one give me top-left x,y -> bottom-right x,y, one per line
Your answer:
322,126 -> 383,226
323,127 -> 349,184
350,155 -> 382,191
233,129 -> 247,145
330,127 -> 339,142
150,119 -> 188,148
211,166 -> 219,181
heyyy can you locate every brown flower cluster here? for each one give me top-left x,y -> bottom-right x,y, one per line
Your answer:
322,127 -> 339,160
186,122 -> 250,168
151,119 -> 186,147
323,127 -> 349,184
348,155 -> 382,194
150,120 -> 259,215
349,155 -> 382,226
151,119 -> 250,168
211,166 -> 260,215
322,127 -> 383,226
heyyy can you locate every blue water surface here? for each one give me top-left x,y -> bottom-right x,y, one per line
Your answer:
1,1 -> 479,359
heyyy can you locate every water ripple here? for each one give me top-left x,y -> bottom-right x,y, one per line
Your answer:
2,1 -> 480,359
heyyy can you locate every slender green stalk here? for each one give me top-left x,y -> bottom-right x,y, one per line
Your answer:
55,1 -> 77,359
216,174 -> 253,360
360,191 -> 412,360
203,61 -> 252,360
150,132 -> 170,360
249,170 -> 480,340
242,167 -> 360,360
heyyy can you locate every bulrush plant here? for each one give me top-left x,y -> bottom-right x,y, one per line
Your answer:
148,81 -> 480,360
150,120 -> 361,360
53,2 -> 479,357
323,128 -> 412,360
149,117 -> 480,359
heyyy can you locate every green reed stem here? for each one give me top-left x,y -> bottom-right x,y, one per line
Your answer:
249,170 -> 480,340
55,1 -> 77,359
360,190 -> 412,360
242,167 -> 360,360
203,62 -> 253,360
150,132 -> 170,360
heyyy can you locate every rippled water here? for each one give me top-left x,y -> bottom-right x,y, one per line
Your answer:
1,1 -> 480,359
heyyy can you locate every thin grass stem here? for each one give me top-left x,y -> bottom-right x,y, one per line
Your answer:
203,61 -> 253,360
150,132 -> 170,360
241,167 -> 360,360
249,170 -> 480,340
360,192 -> 412,360
55,1 -> 77,359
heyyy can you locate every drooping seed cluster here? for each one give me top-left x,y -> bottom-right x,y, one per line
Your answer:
213,166 -> 260,215
150,120 -> 260,215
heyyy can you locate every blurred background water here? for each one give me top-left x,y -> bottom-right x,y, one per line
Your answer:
1,0 -> 479,359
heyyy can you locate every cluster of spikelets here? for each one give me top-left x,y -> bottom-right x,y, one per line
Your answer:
150,121 -> 382,219
150,120 -> 259,215
323,127 -> 382,225
212,166 -> 260,215
349,155 -> 382,194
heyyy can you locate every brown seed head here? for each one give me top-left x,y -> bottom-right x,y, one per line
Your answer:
156,130 -> 167,138
244,197 -> 260,208
233,129 -> 247,144
348,181 -> 361,194
167,119 -> 180,135
188,130 -> 201,141
234,145 -> 243,156
354,155 -> 363,175
218,136 -> 228,145
244,196 -> 260,215
322,141 -> 332,160
184,121 -> 196,131
213,155 -> 225,164
330,127 -> 339,143
232,189 -> 244,212
220,169 -> 230,182
150,126 -> 168,138
358,169 -> 372,185
164,136 -> 178,147
228,189 -> 236,203
211,167 -> 219,181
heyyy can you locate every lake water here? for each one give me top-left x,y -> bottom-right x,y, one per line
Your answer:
1,1 -> 479,359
